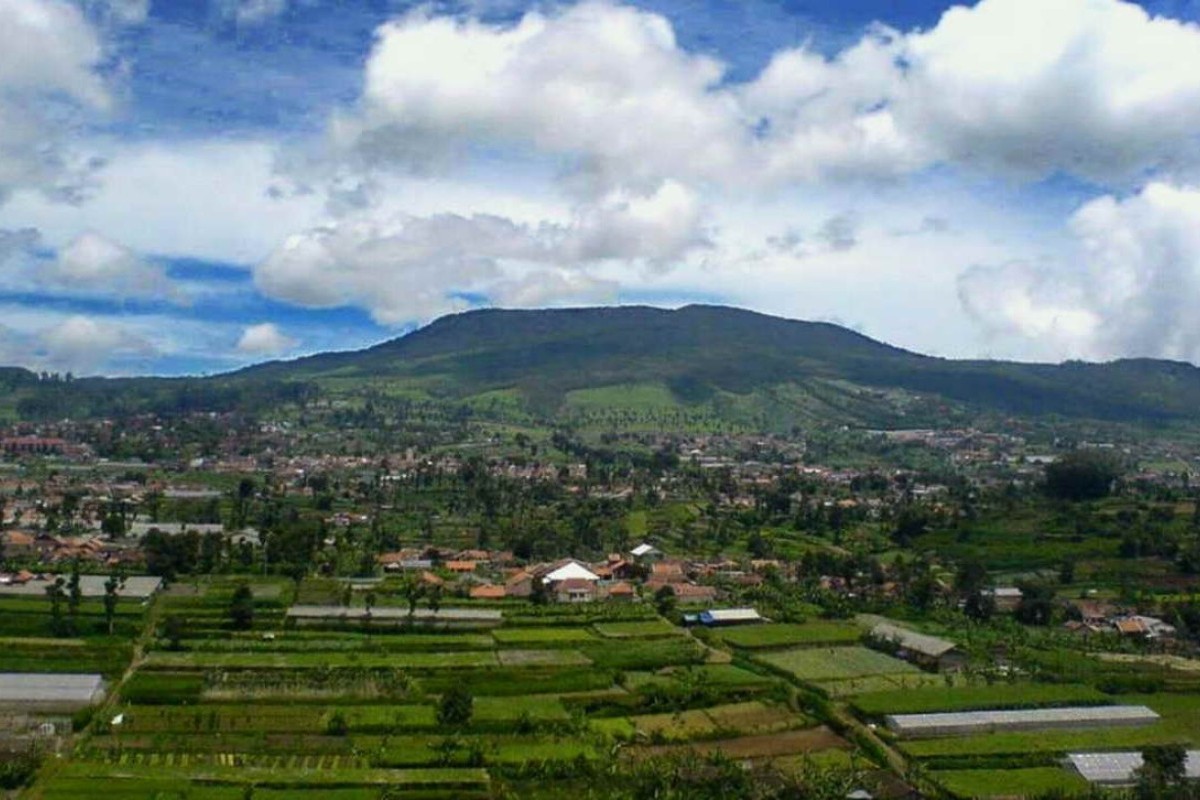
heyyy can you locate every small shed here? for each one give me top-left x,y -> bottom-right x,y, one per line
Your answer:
869,623 -> 965,672
699,608 -> 763,626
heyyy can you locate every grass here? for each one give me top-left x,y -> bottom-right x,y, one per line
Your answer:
495,649 -> 592,666
491,627 -> 598,645
593,620 -> 684,638
932,767 -> 1090,799
716,621 -> 862,649
582,638 -> 704,670
623,664 -> 774,690
143,650 -> 498,670
756,646 -> 920,682
851,683 -> 1111,718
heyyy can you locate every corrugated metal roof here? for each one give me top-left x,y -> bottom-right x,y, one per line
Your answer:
700,608 -> 762,623
1070,751 -> 1200,784
870,623 -> 957,657
887,705 -> 1159,736
0,673 -> 105,705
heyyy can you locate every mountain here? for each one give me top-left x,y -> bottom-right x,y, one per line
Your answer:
11,304 -> 1200,429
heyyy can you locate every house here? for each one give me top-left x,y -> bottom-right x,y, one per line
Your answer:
698,608 -> 764,626
630,543 -> 662,561
419,571 -> 445,587
504,571 -> 533,598
444,561 -> 477,574
869,623 -> 966,672
469,584 -> 506,600
555,578 -> 597,603
655,582 -> 718,602
606,581 -> 636,601
650,561 -> 686,582
1,531 -> 35,558
985,587 -> 1023,613
541,560 -> 601,585
1114,615 -> 1176,640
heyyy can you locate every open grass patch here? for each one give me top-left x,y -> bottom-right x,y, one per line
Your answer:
593,620 -> 683,638
582,638 -> 704,670
495,649 -> 591,667
757,646 -> 919,682
932,767 -> 1089,798
717,621 -> 861,649
852,683 -> 1110,718
491,627 -> 598,646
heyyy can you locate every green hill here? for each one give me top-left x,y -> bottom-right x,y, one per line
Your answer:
12,304 -> 1200,430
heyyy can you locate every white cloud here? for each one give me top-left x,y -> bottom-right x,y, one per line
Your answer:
236,322 -> 297,356
46,231 -> 180,300
0,0 -> 110,202
254,179 -> 708,324
38,314 -> 156,373
958,182 -> 1200,361
1,140 -> 326,264
336,1 -> 745,191
895,0 -> 1200,183
329,0 -> 1200,191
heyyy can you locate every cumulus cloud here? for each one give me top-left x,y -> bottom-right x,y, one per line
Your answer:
254,180 -> 707,324
46,231 -> 180,301
897,0 -> 1200,183
236,322 -> 297,356
958,182 -> 1200,361
337,2 -> 744,192
0,0 -> 111,203
38,315 -> 156,373
561,181 -> 710,264
327,0 -> 1200,191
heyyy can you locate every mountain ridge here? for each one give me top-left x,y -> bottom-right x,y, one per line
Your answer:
8,304 -> 1200,428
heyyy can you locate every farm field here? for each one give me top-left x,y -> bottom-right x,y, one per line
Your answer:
16,580 -> 854,799
851,682 -> 1110,718
855,683 -> 1200,798
755,646 -> 920,683
714,621 -> 862,649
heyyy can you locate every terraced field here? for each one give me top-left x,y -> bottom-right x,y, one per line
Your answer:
22,580 -> 853,799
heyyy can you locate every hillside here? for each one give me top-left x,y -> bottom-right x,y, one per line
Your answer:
11,304 -> 1200,429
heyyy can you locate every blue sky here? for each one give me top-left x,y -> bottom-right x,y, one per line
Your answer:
1,0 -> 1199,375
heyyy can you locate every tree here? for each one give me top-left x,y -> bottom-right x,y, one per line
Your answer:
654,585 -> 677,617
1044,450 -> 1121,502
162,614 -> 185,651
66,560 -> 82,631
436,685 -> 473,727
45,576 -> 66,637
427,583 -> 443,615
1014,580 -> 1057,626
400,574 -> 425,620
1136,744 -> 1190,800
228,582 -> 255,630
326,712 -> 349,736
103,571 -> 125,635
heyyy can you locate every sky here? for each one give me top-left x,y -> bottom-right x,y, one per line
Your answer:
1,0 -> 1200,375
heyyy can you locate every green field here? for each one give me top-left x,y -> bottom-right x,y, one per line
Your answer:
593,620 -> 684,638
491,627 -> 598,645
901,695 -> 1200,759
851,683 -> 1110,718
756,646 -> 920,682
932,767 -> 1089,799
716,621 -> 862,649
